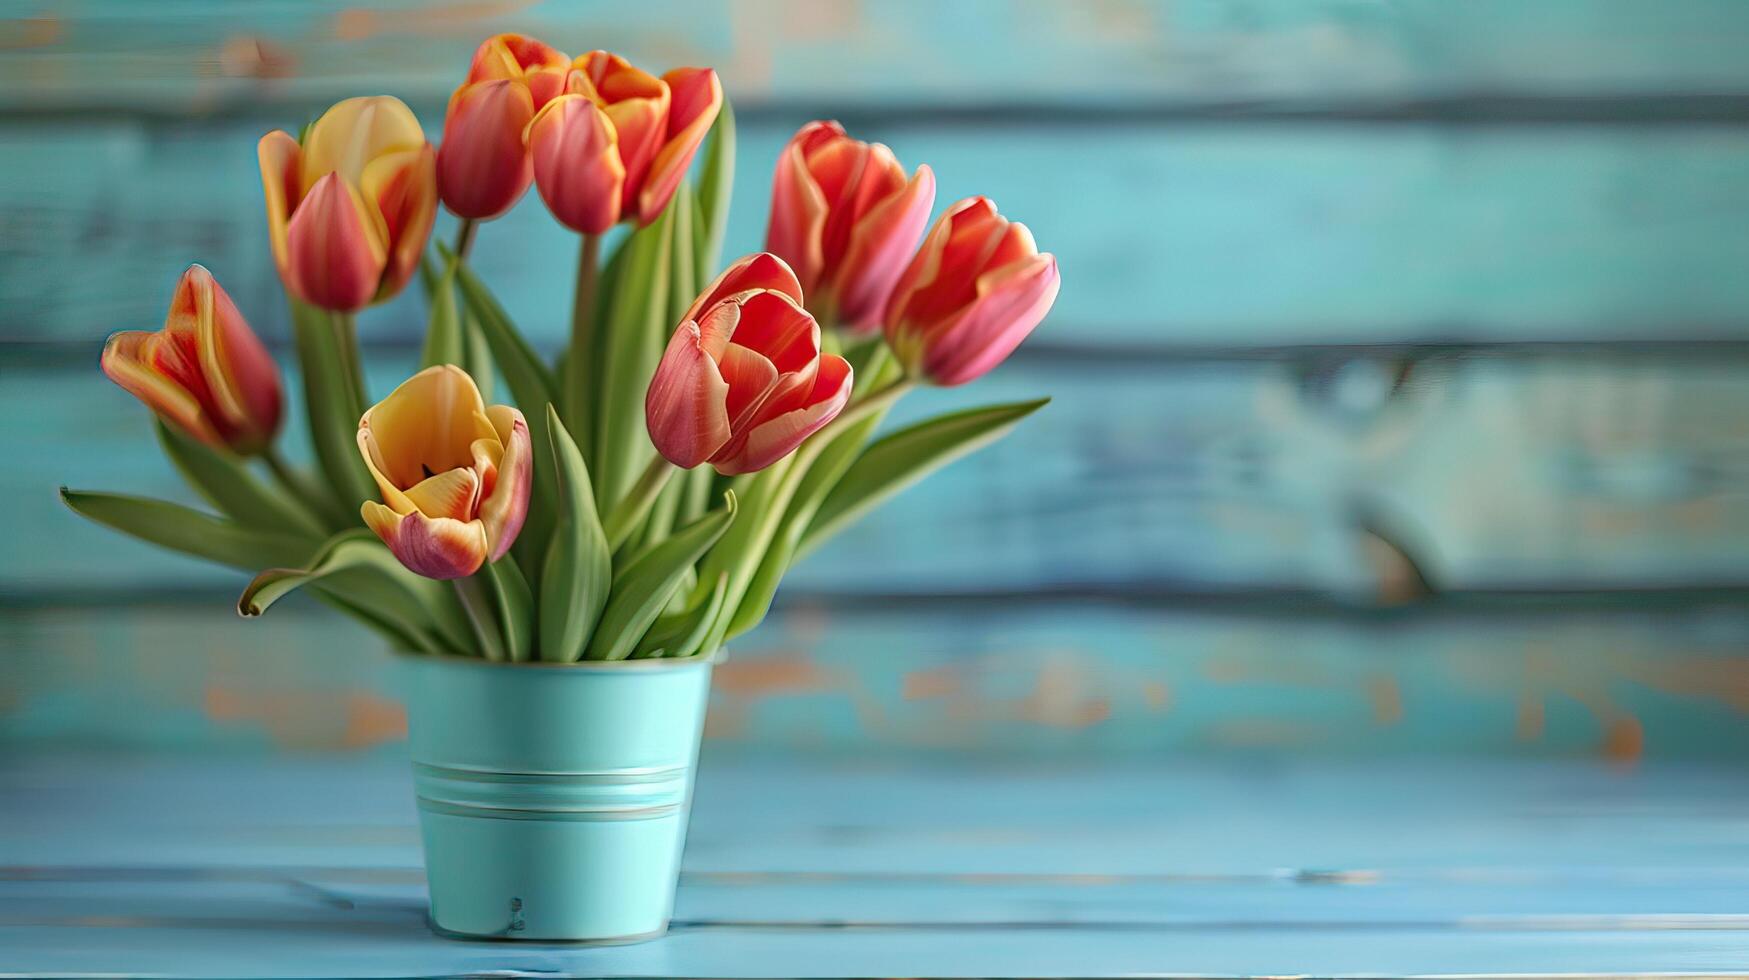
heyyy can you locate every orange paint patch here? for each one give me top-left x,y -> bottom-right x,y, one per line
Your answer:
712,650 -> 835,697
218,36 -> 297,80
1602,715 -> 1644,767
1141,681 -> 1171,712
0,16 -> 60,50
1369,675 -> 1403,726
1516,695 -> 1546,741
331,0 -> 535,40
204,685 -> 405,751
903,666 -> 962,701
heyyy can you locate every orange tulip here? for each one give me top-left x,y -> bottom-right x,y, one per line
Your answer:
258,96 -> 437,312
528,51 -> 722,234
767,121 -> 935,331
101,265 -> 283,455
357,366 -> 533,580
646,253 -> 852,476
884,197 -> 1060,387
437,34 -> 569,221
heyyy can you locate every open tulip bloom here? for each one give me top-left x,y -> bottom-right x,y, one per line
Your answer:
64,39 -> 1060,663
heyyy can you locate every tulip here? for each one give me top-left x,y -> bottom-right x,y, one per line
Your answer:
357,366 -> 532,579
437,33 -> 569,221
646,253 -> 853,476
101,265 -> 283,455
766,121 -> 935,331
883,196 -> 1060,387
258,96 -> 438,312
528,51 -> 722,233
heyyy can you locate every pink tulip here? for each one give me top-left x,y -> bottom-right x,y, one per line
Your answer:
646,253 -> 853,476
767,121 -> 934,331
357,366 -> 532,579
101,265 -> 283,455
883,197 -> 1060,386
436,34 -> 570,221
527,52 -> 722,234
258,96 -> 437,312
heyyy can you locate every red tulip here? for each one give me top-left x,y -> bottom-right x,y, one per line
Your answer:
357,366 -> 533,580
883,197 -> 1060,386
527,52 -> 722,234
437,34 -> 569,221
767,121 -> 935,331
101,265 -> 283,455
646,253 -> 853,476
258,96 -> 437,312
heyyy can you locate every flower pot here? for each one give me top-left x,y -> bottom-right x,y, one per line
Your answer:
400,651 -> 717,942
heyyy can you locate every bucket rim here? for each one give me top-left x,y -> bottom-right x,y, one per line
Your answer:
394,647 -> 724,671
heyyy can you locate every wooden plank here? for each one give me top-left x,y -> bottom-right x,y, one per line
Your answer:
6,597 -> 1748,759
7,119 -> 1749,350
4,754 -> 1749,975
15,352 -> 1749,597
10,1 -> 1749,116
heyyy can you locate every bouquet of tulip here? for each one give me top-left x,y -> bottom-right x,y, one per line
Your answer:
63,35 -> 1060,665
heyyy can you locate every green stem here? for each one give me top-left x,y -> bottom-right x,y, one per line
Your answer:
452,574 -> 506,661
262,445 -> 347,531
453,218 -> 478,260
562,233 -> 601,434
331,311 -> 367,419
603,454 -> 676,551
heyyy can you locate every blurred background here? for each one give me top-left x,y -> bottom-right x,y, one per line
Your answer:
4,0 -> 1749,764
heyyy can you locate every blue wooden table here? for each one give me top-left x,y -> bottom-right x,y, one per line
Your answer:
4,751 -> 1748,977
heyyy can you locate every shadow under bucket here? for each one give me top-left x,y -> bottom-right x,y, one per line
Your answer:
400,651 -> 717,942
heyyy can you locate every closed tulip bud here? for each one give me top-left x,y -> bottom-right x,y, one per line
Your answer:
646,253 -> 853,476
528,51 -> 721,233
258,96 -> 437,312
883,197 -> 1060,387
357,366 -> 532,580
101,265 -> 283,455
767,121 -> 935,331
437,34 -> 569,221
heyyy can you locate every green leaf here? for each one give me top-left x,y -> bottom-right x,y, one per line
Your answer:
537,406 -> 614,663
155,421 -> 327,538
448,243 -> 557,416
482,557 -> 533,662
726,409 -> 885,640
287,299 -> 376,517
693,99 -> 735,280
634,572 -> 727,659
585,491 -> 737,662
237,529 -> 471,656
592,205 -> 675,511
419,256 -> 464,369
800,398 -> 1050,560
61,489 -> 314,570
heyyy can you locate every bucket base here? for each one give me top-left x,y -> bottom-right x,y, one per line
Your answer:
426,916 -> 670,945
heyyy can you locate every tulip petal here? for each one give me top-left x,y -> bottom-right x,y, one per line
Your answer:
300,95 -> 427,196
685,252 -> 804,324
468,33 -> 569,84
477,405 -> 532,560
714,353 -> 852,476
730,290 -> 820,374
573,51 -> 670,215
717,341 -> 779,428
765,121 -> 842,295
361,144 -> 437,302
437,79 -> 535,220
359,365 -> 495,489
179,265 -> 282,450
404,466 -> 482,522
833,163 -> 935,330
645,319 -> 732,469
285,172 -> 389,312
918,253 -> 1060,387
257,130 -> 302,283
637,66 -> 722,224
363,500 -> 489,580
528,94 -> 626,234
101,331 -> 223,447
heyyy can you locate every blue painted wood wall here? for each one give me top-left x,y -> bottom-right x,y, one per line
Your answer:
4,0 -> 1748,762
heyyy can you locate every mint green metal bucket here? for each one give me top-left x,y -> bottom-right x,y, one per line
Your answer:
400,651 -> 717,942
